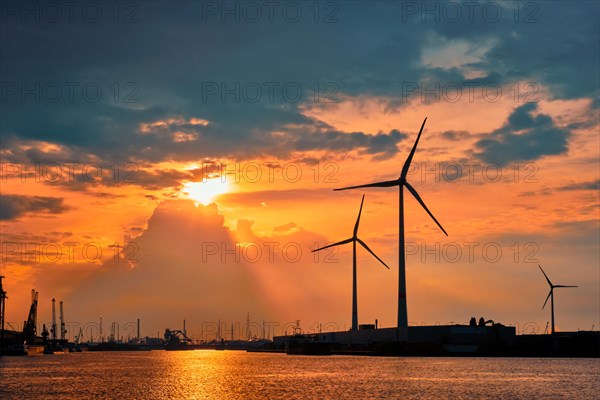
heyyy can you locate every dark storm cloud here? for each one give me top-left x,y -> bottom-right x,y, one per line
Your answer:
432,2 -> 600,101
0,2 -> 424,164
0,1 -> 597,166
0,194 -> 69,220
473,103 -> 570,166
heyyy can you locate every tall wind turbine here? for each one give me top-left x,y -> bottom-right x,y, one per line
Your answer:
539,265 -> 577,335
312,195 -> 389,331
334,118 -> 447,331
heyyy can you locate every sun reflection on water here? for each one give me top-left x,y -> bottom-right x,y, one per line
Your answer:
0,352 -> 598,399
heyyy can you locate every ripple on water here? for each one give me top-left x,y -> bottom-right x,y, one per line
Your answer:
0,352 -> 599,399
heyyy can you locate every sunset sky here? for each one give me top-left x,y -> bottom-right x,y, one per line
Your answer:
1,1 -> 598,339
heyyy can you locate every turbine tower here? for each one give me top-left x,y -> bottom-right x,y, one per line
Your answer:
334,118 -> 447,332
0,277 -> 7,355
312,195 -> 389,331
539,265 -> 577,335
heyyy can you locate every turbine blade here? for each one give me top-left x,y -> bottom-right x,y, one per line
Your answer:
542,289 -> 552,309
311,238 -> 353,252
401,117 -> 427,179
538,265 -> 553,287
353,195 -> 366,237
334,180 -> 399,191
554,285 -> 578,288
404,181 -> 448,236
356,238 -> 389,269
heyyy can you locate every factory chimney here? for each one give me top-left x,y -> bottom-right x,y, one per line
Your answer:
59,301 -> 66,341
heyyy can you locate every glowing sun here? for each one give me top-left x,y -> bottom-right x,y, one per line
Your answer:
183,179 -> 230,206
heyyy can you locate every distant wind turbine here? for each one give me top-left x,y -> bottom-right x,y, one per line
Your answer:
312,195 -> 389,331
334,118 -> 447,331
539,265 -> 577,335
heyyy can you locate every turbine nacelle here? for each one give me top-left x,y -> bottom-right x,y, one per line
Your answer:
539,264 -> 578,308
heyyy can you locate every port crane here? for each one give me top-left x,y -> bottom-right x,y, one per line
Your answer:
74,327 -> 84,344
22,290 -> 38,345
164,328 -> 192,345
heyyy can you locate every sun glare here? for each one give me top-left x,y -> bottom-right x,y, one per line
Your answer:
183,179 -> 230,206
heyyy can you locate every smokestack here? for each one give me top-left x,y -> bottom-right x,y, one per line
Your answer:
31,290 -> 38,332
99,316 -> 103,343
137,318 -> 140,341
183,319 -> 186,338
59,301 -> 65,341
51,298 -> 56,341
246,312 -> 251,340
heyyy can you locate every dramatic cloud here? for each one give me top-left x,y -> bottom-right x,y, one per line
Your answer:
1,1 -> 597,334
58,200 -> 360,330
473,103 -> 570,166
1,2 -> 596,164
0,194 -> 69,220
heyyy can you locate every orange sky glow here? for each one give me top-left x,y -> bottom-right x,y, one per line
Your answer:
1,89 -> 598,338
1,2 -> 599,341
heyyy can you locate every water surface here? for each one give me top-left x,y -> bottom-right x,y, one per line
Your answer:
1,352 -> 598,399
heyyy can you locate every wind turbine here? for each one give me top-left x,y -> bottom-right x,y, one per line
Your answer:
312,194 -> 389,331
539,265 -> 577,335
334,118 -> 447,331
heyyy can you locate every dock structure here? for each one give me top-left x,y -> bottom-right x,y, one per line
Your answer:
273,324 -> 600,357
274,324 -> 517,355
